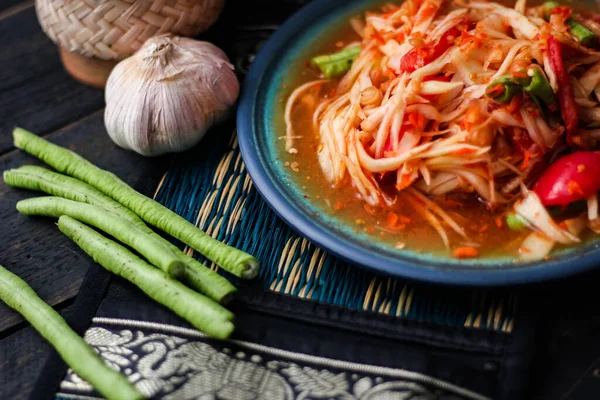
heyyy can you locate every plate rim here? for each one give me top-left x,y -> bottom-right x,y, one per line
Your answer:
236,0 -> 600,286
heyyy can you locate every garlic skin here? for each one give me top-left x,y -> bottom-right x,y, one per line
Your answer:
104,34 -> 239,156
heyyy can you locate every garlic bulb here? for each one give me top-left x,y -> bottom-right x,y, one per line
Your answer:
104,34 -> 239,156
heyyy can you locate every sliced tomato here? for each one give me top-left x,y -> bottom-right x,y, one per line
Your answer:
533,151 -> 600,206
400,48 -> 430,73
400,27 -> 460,73
430,27 -> 460,59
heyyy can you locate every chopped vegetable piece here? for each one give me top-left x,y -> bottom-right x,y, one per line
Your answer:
0,264 -> 144,400
547,36 -> 579,138
506,213 -> 527,231
3,166 -> 236,304
311,45 -> 361,79
514,191 -> 580,244
486,69 -> 554,108
333,200 -> 345,211
452,246 -> 479,258
533,151 -> 600,206
17,197 -> 184,276
495,215 -> 504,228
519,214 -> 587,261
544,2 -> 596,47
58,216 -> 235,339
485,75 -> 522,103
566,19 -> 597,47
522,67 -> 555,107
12,128 -> 259,279
519,232 -> 555,261
543,1 -> 560,19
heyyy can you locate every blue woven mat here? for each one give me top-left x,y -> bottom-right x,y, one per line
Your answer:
154,131 -> 517,334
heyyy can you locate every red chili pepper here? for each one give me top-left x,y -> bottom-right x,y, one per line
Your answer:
547,35 -> 579,140
400,27 -> 460,73
533,151 -> 600,206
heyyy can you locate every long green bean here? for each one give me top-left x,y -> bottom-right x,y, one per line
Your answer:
17,197 -> 184,277
4,166 -> 237,303
13,127 -> 259,279
58,216 -> 235,339
0,264 -> 144,400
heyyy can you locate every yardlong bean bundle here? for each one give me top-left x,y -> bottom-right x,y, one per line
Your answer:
17,197 -> 184,277
58,216 -> 235,339
4,166 -> 237,303
0,264 -> 144,400
13,127 -> 259,279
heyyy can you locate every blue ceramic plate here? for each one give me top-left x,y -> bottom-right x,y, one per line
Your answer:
237,0 -> 600,285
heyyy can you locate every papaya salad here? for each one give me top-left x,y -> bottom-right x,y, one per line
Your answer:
284,0 -> 600,261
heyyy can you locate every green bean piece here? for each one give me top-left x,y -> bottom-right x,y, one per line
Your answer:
487,69 -> 555,110
567,19 -> 596,47
58,216 -> 235,339
311,45 -> 362,79
17,197 -> 184,277
485,75 -> 522,103
0,264 -> 144,400
522,67 -> 555,107
506,213 -> 527,231
3,166 -> 237,304
12,128 -> 259,279
543,2 -> 596,47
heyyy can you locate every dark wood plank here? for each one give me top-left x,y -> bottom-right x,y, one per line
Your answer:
0,304 -> 73,400
0,111 -> 168,332
0,0 -> 31,15
0,5 -> 105,155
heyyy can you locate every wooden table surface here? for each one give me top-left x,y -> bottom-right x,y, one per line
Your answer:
0,3 -> 167,398
3,2 -> 600,399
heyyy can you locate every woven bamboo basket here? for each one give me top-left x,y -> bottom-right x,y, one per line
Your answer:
35,0 -> 224,87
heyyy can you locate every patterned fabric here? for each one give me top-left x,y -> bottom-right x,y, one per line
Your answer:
56,318 -> 489,400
